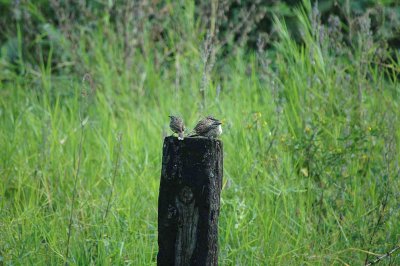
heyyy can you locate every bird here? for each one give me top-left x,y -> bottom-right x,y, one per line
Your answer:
190,116 -> 222,138
169,115 -> 185,140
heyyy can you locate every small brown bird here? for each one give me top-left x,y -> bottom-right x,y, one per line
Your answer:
191,116 -> 222,138
169,115 -> 185,140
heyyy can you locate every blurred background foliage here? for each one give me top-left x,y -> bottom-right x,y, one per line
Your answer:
1,0 -> 399,78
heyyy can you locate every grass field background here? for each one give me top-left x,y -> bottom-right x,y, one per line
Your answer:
1,0 -> 400,265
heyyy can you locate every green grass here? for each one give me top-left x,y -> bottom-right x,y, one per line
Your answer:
1,1 -> 400,265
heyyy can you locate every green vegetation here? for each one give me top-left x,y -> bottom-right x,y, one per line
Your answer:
1,0 -> 400,265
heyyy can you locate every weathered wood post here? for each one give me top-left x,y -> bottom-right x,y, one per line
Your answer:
158,136 -> 223,266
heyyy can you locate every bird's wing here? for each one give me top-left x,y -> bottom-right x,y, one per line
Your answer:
194,120 -> 208,134
170,123 -> 181,133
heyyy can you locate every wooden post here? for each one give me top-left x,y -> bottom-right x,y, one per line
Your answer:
158,136 -> 223,266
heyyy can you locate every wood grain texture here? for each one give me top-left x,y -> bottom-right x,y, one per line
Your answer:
158,136 -> 223,266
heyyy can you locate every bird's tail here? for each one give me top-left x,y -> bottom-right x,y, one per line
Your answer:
188,130 -> 199,137
186,129 -> 197,137
178,132 -> 184,140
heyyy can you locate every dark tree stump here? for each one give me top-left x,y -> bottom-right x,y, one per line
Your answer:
158,136 -> 223,266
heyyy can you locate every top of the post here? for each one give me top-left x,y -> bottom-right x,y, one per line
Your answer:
163,136 -> 223,146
